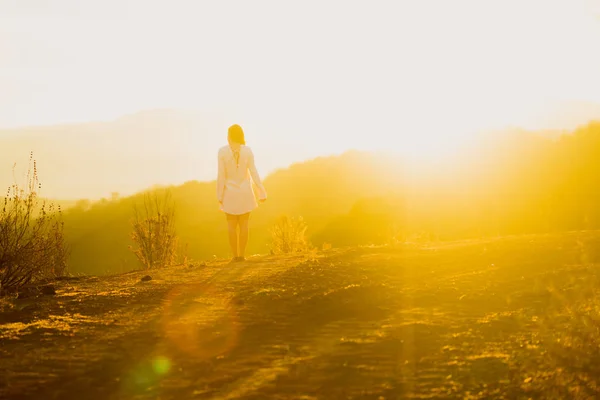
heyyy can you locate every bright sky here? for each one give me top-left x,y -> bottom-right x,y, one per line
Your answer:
2,0 -> 600,163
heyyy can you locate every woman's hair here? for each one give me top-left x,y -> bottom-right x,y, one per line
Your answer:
228,124 -> 246,145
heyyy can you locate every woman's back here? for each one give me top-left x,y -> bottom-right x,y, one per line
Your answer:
218,145 -> 253,184
217,144 -> 266,215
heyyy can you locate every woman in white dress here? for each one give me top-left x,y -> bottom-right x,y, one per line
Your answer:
217,124 -> 267,262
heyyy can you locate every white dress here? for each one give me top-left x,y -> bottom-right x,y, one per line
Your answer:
217,145 -> 267,215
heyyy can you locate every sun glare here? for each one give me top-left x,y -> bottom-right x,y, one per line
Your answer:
1,0 -> 600,197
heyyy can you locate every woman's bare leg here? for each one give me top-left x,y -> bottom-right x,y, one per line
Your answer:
227,216 -> 239,258
238,213 -> 250,259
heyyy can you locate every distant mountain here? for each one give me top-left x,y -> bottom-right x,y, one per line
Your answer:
3,105 -> 599,200
0,109 -> 228,199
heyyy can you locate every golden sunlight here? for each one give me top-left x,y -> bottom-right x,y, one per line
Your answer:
4,2 -> 600,399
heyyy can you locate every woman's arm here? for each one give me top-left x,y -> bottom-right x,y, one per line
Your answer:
248,148 -> 267,200
216,150 -> 226,203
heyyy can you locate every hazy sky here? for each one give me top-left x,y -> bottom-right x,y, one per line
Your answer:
2,0 -> 600,162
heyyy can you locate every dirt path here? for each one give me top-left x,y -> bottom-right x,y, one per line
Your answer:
2,232 -> 600,399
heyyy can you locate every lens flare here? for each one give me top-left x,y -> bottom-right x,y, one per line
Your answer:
121,358 -> 164,398
152,356 -> 171,375
161,282 -> 240,360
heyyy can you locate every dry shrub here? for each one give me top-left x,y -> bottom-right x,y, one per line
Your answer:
270,215 -> 310,254
130,191 -> 178,269
0,154 -> 69,293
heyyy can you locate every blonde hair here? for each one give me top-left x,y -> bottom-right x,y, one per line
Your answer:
228,124 -> 246,145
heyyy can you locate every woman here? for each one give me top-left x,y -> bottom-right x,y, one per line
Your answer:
217,124 -> 267,262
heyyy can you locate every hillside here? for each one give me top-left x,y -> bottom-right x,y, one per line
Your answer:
61,150 -> 405,275
2,231 -> 600,399
6,119 -> 600,276
60,121 -> 600,276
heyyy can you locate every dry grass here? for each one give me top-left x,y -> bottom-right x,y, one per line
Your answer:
0,154 -> 68,292
269,215 -> 310,254
130,190 -> 178,270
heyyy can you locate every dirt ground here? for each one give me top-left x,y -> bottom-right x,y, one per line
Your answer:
2,231 -> 600,399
